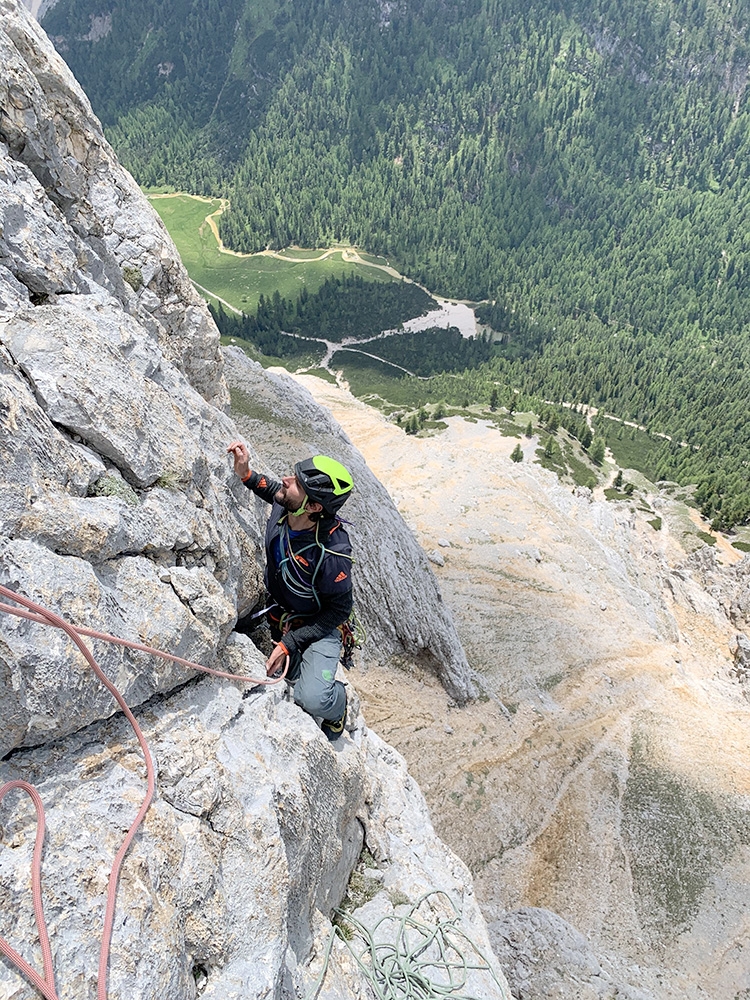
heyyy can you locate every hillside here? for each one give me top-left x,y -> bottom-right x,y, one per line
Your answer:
293,370 -> 750,1000
39,0 -> 750,527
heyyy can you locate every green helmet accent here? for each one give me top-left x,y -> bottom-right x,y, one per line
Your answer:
294,455 -> 354,514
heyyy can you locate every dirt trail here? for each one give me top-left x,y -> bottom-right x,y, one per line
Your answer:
148,192 -> 402,275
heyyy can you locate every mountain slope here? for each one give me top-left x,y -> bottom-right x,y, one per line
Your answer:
0,6 -> 503,997
39,0 -> 750,525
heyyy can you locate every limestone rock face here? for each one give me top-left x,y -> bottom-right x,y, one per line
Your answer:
0,6 -> 502,998
0,648 -> 508,1000
224,349 -> 477,704
0,282 -> 258,751
0,0 -> 226,407
490,908 -> 613,1000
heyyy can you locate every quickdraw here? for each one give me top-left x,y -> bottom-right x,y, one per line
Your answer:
339,612 -> 366,671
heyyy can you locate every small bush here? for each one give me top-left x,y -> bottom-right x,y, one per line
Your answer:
122,265 -> 144,292
696,530 -> 717,546
88,473 -> 139,507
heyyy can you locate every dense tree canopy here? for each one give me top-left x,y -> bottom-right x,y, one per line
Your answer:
45,0 -> 750,525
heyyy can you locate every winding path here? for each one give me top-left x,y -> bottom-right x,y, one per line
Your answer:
190,279 -> 242,315
149,192 -> 482,384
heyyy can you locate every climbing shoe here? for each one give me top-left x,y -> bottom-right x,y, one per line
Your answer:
321,709 -> 346,741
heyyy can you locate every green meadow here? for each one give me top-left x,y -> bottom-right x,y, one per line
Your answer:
147,193 -> 394,313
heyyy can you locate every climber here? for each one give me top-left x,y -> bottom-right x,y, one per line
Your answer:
227,441 -> 354,740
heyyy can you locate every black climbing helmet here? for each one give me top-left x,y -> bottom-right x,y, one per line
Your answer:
294,455 -> 353,514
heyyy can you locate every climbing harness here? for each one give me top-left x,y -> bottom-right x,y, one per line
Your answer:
303,890 -> 506,1000
0,582 -> 288,1000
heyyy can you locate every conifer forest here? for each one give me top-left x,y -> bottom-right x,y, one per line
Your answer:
43,0 -> 750,527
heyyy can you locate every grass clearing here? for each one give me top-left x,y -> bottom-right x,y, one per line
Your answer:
147,193 -> 394,313
605,488 -> 632,501
303,367 -> 339,384
333,351 -> 441,409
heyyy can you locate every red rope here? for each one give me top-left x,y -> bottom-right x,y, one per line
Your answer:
0,782 -> 57,1000
0,582 -> 287,1000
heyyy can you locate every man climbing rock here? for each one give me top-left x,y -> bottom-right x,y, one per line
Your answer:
228,441 -> 354,740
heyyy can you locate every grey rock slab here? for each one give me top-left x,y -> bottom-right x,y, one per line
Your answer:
13,491 -> 197,562
0,673 -> 507,1000
4,295 -> 204,488
0,679 -> 279,1000
0,347 -> 106,538
0,259 -> 30,315
0,538 -> 235,754
0,145 -> 91,299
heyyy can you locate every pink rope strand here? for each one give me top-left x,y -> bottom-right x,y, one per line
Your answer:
0,781 -> 58,1000
0,582 -> 287,1000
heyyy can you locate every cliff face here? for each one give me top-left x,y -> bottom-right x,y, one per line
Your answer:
223,351 -> 478,702
0,3 -> 498,997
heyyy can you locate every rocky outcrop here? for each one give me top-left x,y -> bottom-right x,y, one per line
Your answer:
0,0 -> 226,406
490,908 -> 615,1000
692,548 -> 750,630
0,2 -> 497,996
0,637 -> 507,1000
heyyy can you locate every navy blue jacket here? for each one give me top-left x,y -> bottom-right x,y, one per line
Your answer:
243,469 -> 353,655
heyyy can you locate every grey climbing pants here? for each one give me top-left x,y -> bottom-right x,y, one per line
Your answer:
292,629 -> 346,722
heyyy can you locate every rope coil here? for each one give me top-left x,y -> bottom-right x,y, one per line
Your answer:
0,582 -> 287,1000
305,891 -> 507,1000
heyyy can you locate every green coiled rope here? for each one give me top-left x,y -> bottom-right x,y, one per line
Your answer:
303,891 -> 507,1000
